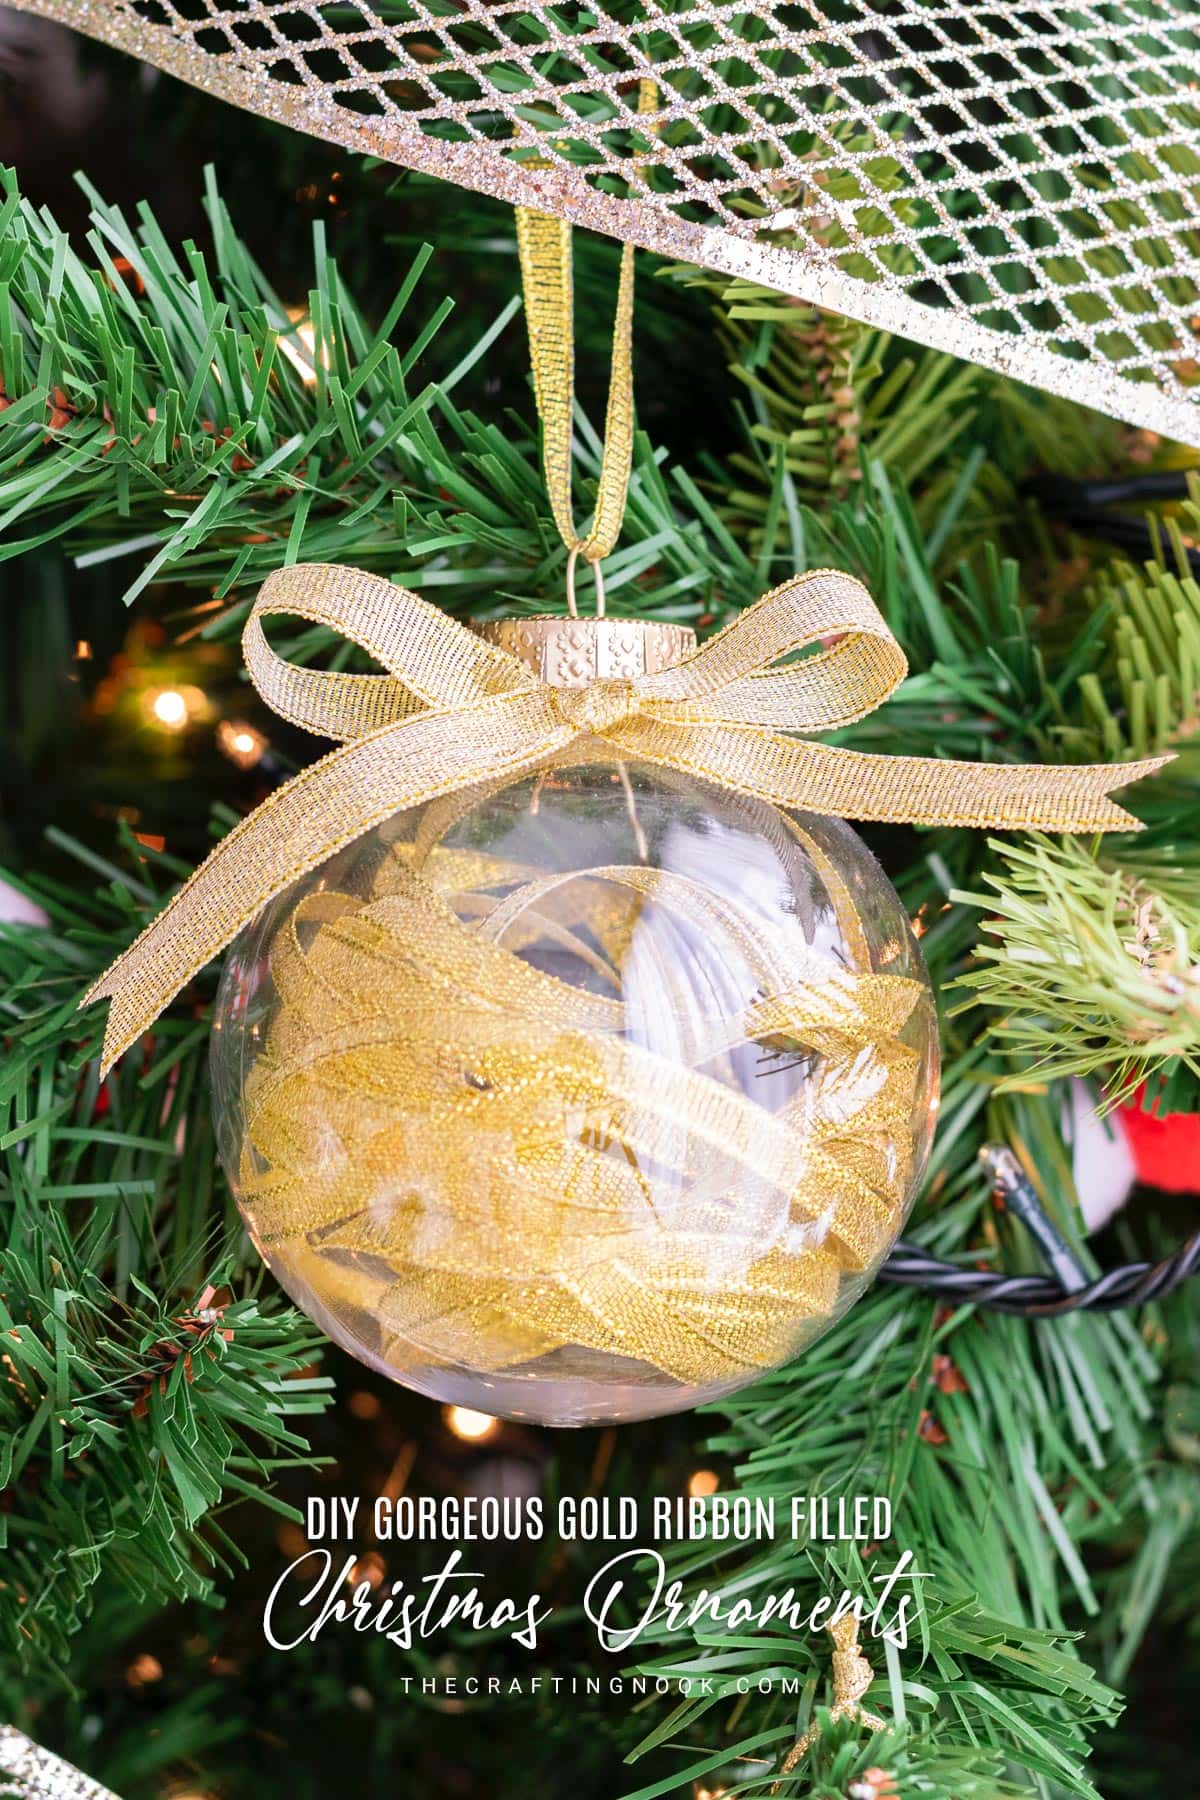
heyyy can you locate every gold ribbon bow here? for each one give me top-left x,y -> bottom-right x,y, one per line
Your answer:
84,558 -> 1168,1074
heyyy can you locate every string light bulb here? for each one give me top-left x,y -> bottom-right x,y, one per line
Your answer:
217,719 -> 268,769
444,1405 -> 499,1443
152,688 -> 187,728
687,1468 -> 720,1498
124,1652 -> 163,1688
145,684 -> 209,732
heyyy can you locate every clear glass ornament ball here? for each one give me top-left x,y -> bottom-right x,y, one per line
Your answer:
211,756 -> 938,1426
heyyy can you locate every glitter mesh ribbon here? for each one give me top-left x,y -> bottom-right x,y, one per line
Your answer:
9,1 -> 1200,441
83,559 -> 1168,1075
0,1729 -> 121,1800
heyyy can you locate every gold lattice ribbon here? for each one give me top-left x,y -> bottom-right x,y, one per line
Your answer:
0,1726 -> 123,1800
82,559 -> 1169,1074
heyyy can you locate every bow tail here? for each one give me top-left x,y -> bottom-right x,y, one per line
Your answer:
84,691 -> 572,1076
609,716 -> 1171,833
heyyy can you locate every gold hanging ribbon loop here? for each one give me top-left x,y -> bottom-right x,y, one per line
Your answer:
82,559 -> 1170,1076
515,79 -> 657,601
515,203 -> 634,581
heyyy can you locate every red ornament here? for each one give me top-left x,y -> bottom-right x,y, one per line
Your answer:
1116,1088 -> 1200,1195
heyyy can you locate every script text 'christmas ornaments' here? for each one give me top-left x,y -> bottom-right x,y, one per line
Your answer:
84,565 -> 1170,1426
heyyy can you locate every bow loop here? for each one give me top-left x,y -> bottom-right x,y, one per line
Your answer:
243,562 -> 536,742
637,569 -> 908,731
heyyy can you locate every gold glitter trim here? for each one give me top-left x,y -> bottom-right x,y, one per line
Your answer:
9,1 -> 1200,442
771,1615 -> 888,1788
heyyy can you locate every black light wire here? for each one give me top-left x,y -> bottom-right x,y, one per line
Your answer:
1025,468 -> 1200,575
881,1146 -> 1200,1316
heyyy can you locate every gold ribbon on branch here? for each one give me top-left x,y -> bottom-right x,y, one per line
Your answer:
771,1616 -> 889,1789
84,558 -> 1168,1074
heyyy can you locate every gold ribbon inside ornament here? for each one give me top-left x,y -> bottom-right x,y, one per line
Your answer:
231,775 -> 932,1387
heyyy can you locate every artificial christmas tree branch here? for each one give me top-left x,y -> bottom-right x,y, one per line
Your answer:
954,834 -> 1200,1109
0,839 -> 333,1692
0,164 -> 769,626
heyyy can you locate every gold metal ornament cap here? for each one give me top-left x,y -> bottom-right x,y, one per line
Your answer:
474,615 -> 696,688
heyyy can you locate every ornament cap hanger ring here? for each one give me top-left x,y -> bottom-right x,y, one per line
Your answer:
565,544 -> 606,621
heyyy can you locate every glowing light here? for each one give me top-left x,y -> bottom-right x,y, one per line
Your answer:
444,1404 -> 499,1442
687,1468 -> 720,1498
276,1523 -> 308,1564
144,684 -> 209,732
125,1652 -> 163,1688
217,719 -> 267,769
152,688 -> 188,728
350,1551 -> 387,1589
